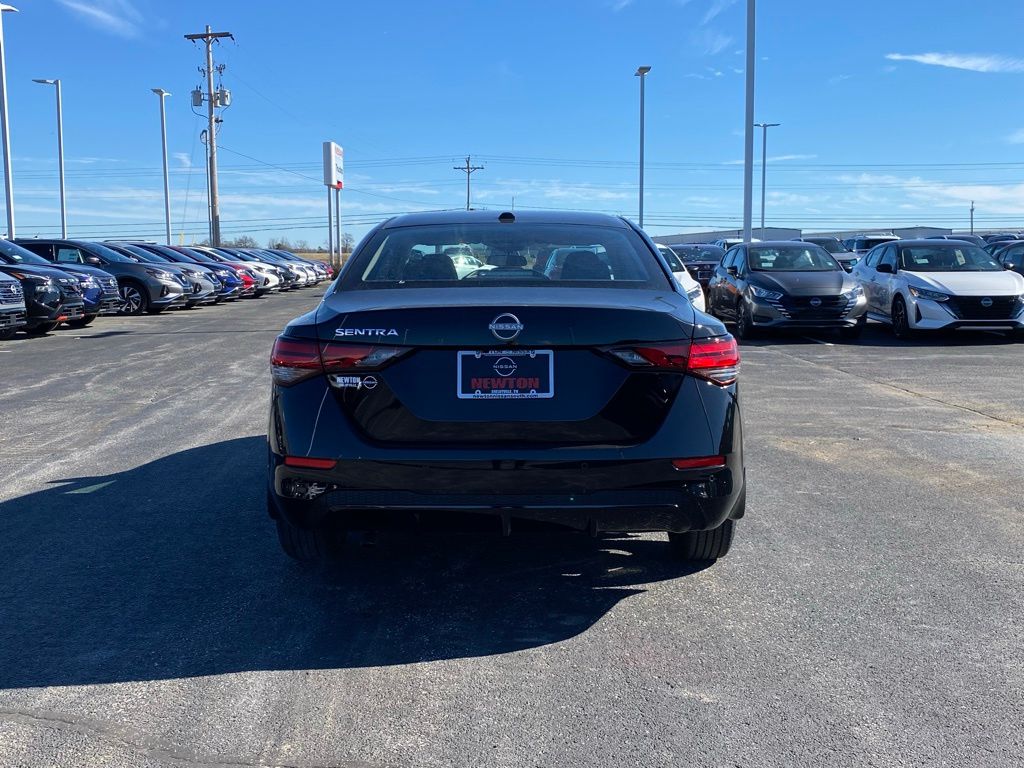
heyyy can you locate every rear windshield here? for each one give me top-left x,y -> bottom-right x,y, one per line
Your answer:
668,245 -> 725,263
897,245 -> 1003,272
805,238 -> 850,254
657,246 -> 684,272
0,239 -> 51,265
749,245 -> 841,272
342,223 -> 669,290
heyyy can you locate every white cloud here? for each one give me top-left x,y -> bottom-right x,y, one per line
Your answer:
828,74 -> 852,85
172,153 -> 192,169
610,0 -> 634,10
1007,129 -> 1024,144
56,0 -> 143,38
692,29 -> 733,56
723,154 -> 818,165
885,52 -> 1024,74
701,0 -> 738,25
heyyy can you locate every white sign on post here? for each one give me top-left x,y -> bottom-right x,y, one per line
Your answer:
323,141 -> 343,189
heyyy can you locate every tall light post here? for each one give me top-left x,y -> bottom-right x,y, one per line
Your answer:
0,5 -> 18,239
151,89 -> 172,244
741,0 -> 756,242
33,78 -> 66,238
635,66 -> 651,228
754,122 -> 779,240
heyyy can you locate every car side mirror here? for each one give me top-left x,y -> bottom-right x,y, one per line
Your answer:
727,266 -> 738,276
1004,261 -> 1014,269
876,263 -> 894,274
85,256 -> 102,266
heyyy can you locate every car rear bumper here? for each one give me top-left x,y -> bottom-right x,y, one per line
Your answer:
269,454 -> 745,534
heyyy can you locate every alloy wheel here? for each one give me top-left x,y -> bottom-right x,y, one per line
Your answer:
120,286 -> 143,315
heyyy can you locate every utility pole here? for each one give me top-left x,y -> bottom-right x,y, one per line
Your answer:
635,66 -> 651,228
454,156 -> 484,210
152,89 -> 171,244
185,25 -> 232,246
970,200 -> 975,234
741,0 -> 756,243
755,122 -> 780,240
0,5 -> 18,239
33,78 -> 66,237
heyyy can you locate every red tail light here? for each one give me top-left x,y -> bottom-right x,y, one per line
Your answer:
608,336 -> 739,386
271,337 -> 408,386
284,456 -> 337,470
672,455 -> 726,470
687,337 -> 739,385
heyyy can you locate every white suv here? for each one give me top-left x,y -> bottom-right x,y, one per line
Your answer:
852,239 -> 1024,338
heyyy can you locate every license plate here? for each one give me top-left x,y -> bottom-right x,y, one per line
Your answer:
457,350 -> 554,400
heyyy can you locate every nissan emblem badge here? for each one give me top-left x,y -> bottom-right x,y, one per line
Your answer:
489,313 -> 524,341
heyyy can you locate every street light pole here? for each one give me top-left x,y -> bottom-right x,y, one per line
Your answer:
635,66 -> 651,228
742,0 -> 756,243
0,5 -> 18,239
33,79 -> 66,238
152,89 -> 172,244
754,122 -> 779,240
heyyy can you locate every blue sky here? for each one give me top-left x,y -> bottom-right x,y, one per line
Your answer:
3,0 -> 1024,246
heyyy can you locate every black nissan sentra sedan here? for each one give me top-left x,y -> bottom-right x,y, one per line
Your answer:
268,210 -> 744,563
707,241 -> 868,340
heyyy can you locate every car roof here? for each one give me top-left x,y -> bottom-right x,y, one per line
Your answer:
381,209 -> 629,229
885,239 -> 983,246
744,240 -> 831,248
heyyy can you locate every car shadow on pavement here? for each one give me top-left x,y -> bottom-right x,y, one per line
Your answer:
735,324 -> 1020,349
0,437 -> 708,690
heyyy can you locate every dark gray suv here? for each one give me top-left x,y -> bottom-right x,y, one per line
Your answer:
15,239 -> 188,315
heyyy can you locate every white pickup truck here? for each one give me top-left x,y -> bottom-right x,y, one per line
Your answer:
0,271 -> 27,339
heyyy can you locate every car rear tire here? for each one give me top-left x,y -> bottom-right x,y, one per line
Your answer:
0,328 -> 16,340
65,314 -> 96,329
668,519 -> 735,561
891,296 -> 913,339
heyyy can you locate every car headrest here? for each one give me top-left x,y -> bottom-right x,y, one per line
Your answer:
404,254 -> 457,281
561,251 -> 611,280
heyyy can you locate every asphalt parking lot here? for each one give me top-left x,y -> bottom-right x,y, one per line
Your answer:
1,291 -> 1022,768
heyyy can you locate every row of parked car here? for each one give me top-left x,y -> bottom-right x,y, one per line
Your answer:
660,235 -> 1024,341
0,239 -> 333,339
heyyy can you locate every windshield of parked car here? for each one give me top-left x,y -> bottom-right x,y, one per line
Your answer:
748,245 -> 841,272
806,238 -> 851,254
860,238 -> 897,250
669,245 -> 725,263
0,239 -> 52,265
897,245 -> 1003,272
79,242 -> 135,263
657,246 -> 685,272
110,243 -> 164,263
345,223 -> 669,289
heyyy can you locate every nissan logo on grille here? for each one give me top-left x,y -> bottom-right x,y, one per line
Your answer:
980,297 -> 993,308
809,297 -> 822,308
489,313 -> 523,341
